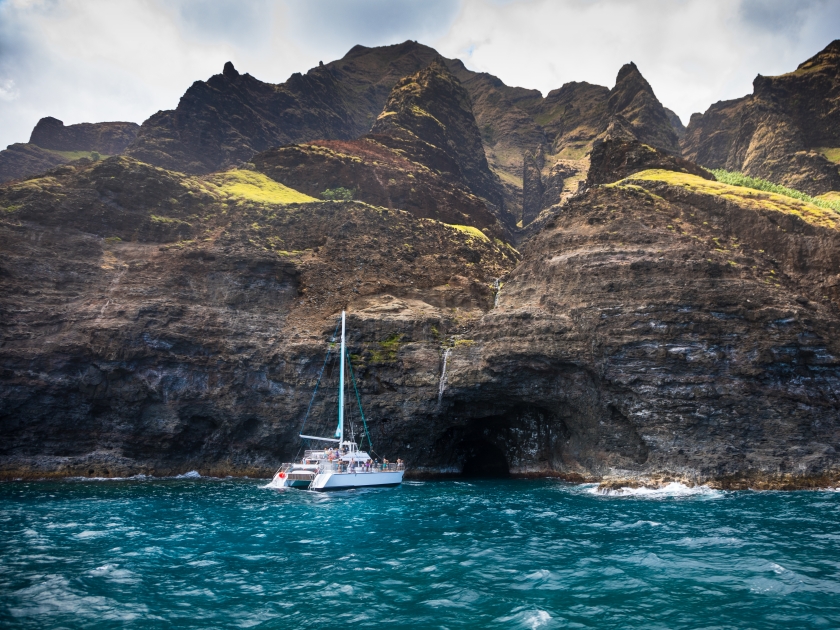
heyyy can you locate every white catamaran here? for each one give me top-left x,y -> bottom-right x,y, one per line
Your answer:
270,311 -> 405,491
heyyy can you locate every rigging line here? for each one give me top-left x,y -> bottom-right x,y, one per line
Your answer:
298,318 -> 341,441
346,348 -> 373,453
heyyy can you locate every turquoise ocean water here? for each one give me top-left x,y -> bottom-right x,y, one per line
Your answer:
1,477 -> 839,629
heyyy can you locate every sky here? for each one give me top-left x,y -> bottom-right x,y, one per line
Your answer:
0,0 -> 838,149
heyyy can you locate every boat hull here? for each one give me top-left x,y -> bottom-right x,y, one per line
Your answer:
270,470 -> 316,489
310,470 -> 404,491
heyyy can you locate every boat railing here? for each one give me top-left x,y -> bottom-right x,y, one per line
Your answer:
317,461 -> 405,473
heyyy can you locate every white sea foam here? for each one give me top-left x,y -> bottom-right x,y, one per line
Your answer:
495,607 -> 554,629
175,470 -> 201,479
67,474 -> 146,482
261,477 -> 288,489
589,481 -> 723,499
88,563 -> 140,585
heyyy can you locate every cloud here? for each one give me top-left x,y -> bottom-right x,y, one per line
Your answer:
433,0 -> 840,124
283,0 -> 462,62
0,0 -> 837,149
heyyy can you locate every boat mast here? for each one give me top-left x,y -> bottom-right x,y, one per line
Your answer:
337,310 -> 346,444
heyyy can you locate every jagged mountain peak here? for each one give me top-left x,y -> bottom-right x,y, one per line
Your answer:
614,61 -> 640,83
371,59 -> 503,210
606,60 -> 679,153
222,61 -> 239,79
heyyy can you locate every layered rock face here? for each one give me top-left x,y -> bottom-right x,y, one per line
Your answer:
0,157 -> 518,479
3,149 -> 840,487
446,171 -> 840,487
2,40 -> 840,488
683,40 -> 840,195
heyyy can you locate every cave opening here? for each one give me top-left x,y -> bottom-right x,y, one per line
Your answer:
459,438 -> 510,478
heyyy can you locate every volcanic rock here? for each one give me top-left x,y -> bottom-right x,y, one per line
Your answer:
29,117 -> 139,155
0,118 -> 140,184
370,60 -> 505,212
126,42 -> 442,174
0,143 -> 69,184
521,147 -> 544,225
586,136 -> 714,187
605,62 -> 680,153
0,157 -> 518,479
683,39 -> 840,195
448,169 -> 840,485
664,107 -> 686,140
252,61 -> 510,235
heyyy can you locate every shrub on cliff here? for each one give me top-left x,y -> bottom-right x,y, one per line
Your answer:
321,187 -> 354,200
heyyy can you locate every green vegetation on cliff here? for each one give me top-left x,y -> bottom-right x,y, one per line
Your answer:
711,169 -> 840,213
210,169 -> 316,205
321,187 -> 354,201
619,169 -> 840,230
815,147 -> 840,164
444,223 -> 490,242
47,149 -> 107,162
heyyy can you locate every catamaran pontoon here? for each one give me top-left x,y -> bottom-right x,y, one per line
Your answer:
271,311 -> 405,491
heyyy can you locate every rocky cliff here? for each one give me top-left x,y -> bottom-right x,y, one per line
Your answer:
29,117 -> 139,155
119,41 -> 683,225
454,166 -> 840,488
125,43 -> 443,175
1,40 -> 840,489
683,39 -> 840,196
516,62 -> 683,226
251,61 -> 509,234
0,157 -> 517,479
0,117 -> 139,184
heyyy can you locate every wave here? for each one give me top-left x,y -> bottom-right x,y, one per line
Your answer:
65,474 -> 150,482
588,481 -> 724,499
65,471 -> 206,482
494,608 -> 554,629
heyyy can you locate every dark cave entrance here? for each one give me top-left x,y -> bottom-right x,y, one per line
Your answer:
458,437 -> 510,478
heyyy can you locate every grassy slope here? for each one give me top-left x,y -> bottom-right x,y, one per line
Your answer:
815,147 -> 840,164
46,149 -> 111,161
711,169 -> 840,213
617,169 -> 840,230
208,170 -> 317,204
444,223 -> 490,242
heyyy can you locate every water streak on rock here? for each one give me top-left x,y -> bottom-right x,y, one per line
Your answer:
438,348 -> 452,407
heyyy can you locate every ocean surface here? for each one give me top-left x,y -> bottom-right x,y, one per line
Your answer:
1,477 -> 839,629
